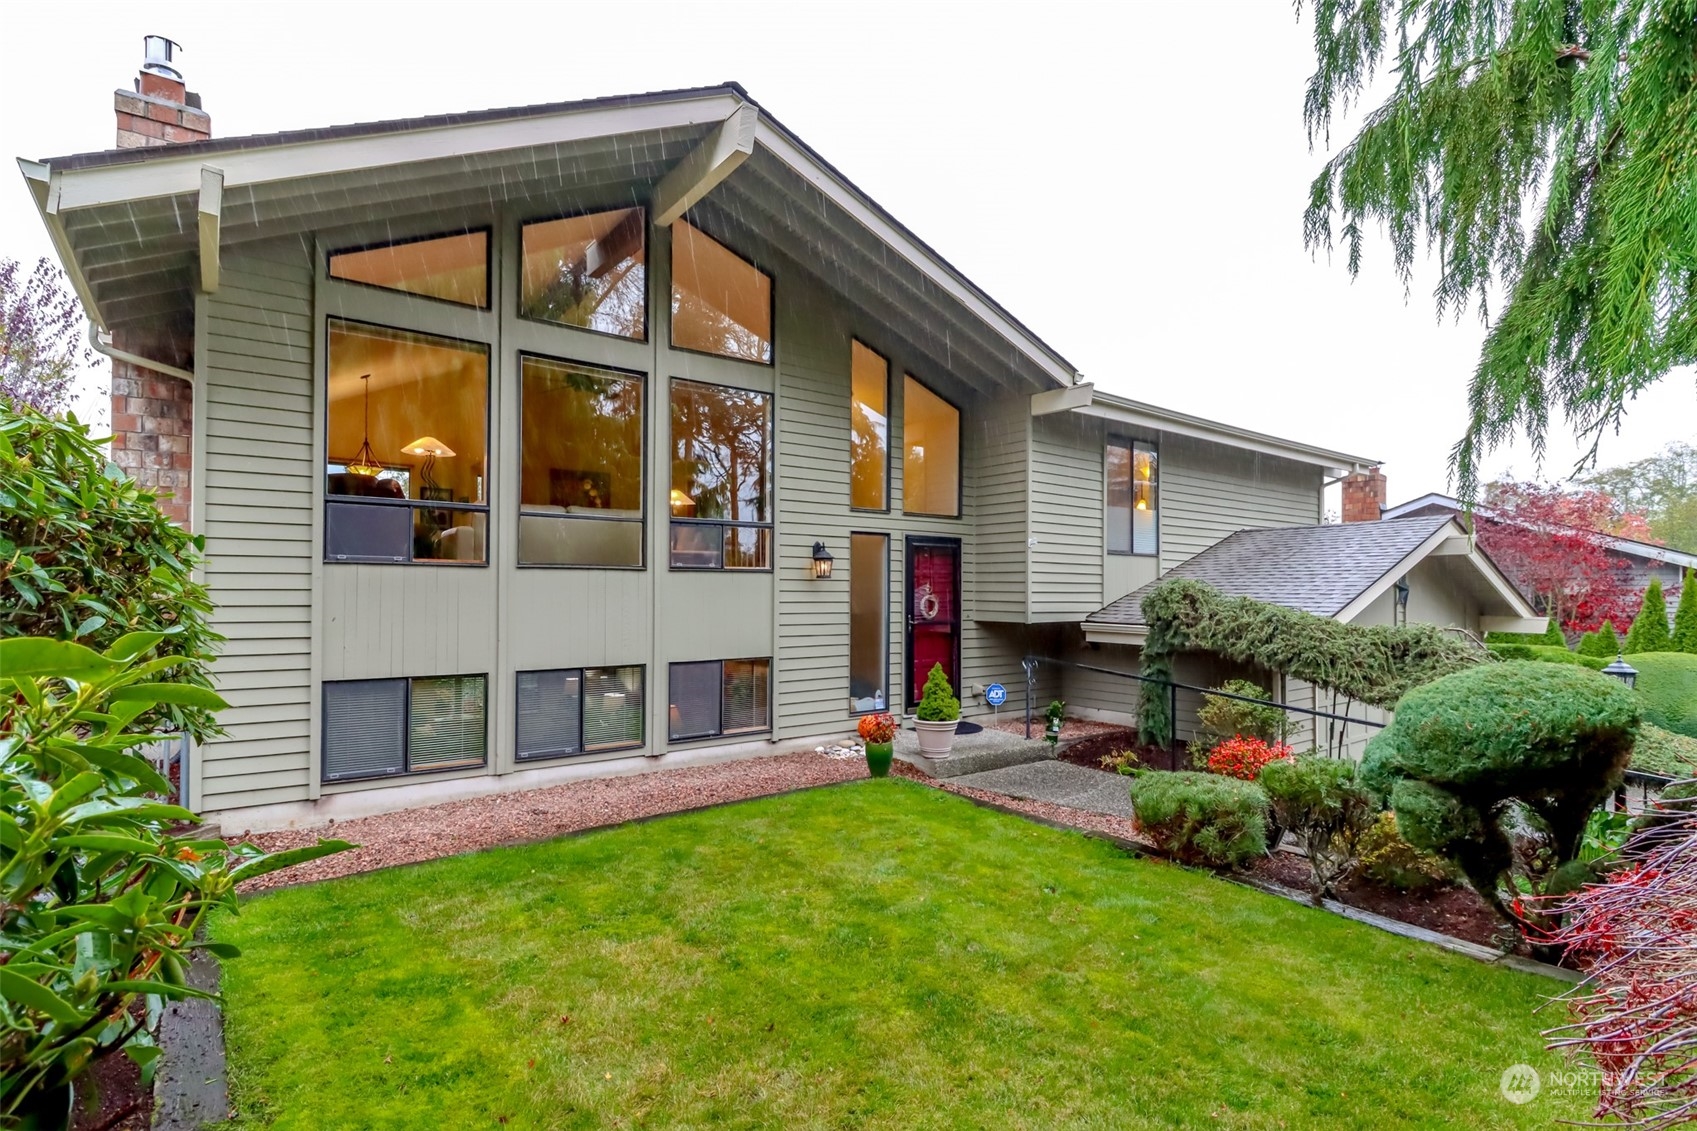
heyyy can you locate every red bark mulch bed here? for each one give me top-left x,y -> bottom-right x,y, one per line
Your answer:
70,1044 -> 149,1131
1054,727 -> 1183,773
1247,850 -> 1522,953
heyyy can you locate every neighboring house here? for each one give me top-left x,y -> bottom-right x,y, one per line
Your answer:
1078,515 -> 1542,757
21,43 -> 1481,829
1381,491 -> 1697,607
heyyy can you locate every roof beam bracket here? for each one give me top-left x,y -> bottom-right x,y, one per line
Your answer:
651,104 -> 757,227
197,166 -> 222,294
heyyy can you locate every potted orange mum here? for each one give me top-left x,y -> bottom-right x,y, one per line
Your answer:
858,712 -> 897,777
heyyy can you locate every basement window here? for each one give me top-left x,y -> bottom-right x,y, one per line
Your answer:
322,674 -> 487,783
515,666 -> 646,760
668,658 -> 771,741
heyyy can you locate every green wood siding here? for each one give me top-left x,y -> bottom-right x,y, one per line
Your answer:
1159,435 -> 1323,571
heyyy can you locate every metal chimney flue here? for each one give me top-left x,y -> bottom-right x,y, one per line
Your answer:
141,35 -> 182,82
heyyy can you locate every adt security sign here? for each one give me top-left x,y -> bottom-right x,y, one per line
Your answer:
984,683 -> 1008,708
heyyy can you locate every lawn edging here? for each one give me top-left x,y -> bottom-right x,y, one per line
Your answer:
153,948 -> 229,1129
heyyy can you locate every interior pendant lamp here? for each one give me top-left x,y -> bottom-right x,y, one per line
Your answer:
344,373 -> 384,478
402,435 -> 456,494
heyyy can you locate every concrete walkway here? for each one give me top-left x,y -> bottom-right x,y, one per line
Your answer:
892,726 -> 1054,779
946,760 -> 1135,819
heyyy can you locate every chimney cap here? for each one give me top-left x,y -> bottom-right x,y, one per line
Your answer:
141,35 -> 182,82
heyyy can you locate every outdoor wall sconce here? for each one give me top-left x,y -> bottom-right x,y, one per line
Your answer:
1602,653 -> 1638,689
811,541 -> 834,579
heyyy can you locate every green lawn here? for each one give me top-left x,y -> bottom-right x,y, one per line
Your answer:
212,780 -> 1586,1129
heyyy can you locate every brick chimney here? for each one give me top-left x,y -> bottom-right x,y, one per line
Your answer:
1341,467 -> 1387,523
108,37 -> 208,528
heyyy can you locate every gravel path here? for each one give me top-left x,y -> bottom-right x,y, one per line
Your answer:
241,751 -> 1148,893
240,753 -> 869,891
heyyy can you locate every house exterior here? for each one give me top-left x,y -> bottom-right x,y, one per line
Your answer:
21,44 -> 1513,830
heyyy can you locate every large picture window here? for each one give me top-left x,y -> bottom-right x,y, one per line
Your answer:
325,320 -> 490,564
1106,437 -> 1158,556
519,208 -> 646,339
670,220 -> 772,364
851,341 -> 889,511
902,376 -> 960,518
669,379 -> 772,569
329,230 -> 490,308
519,356 -> 645,567
668,658 -> 771,741
849,533 -> 889,713
515,666 -> 645,760
323,674 -> 487,782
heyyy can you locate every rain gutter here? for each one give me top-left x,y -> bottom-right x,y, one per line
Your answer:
88,322 -> 194,383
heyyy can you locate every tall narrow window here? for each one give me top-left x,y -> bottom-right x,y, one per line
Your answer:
850,342 -> 889,510
325,320 -> 489,564
669,379 -> 772,569
668,659 -> 771,741
323,674 -> 488,782
902,376 -> 960,517
520,209 -> 646,339
329,230 -> 490,308
670,220 -> 772,363
519,356 -> 645,567
1106,437 -> 1158,556
849,533 -> 889,713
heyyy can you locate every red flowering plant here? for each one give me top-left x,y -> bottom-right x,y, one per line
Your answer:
857,712 -> 897,745
1205,735 -> 1295,781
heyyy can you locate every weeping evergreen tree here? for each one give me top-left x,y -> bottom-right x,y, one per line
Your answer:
1625,576 -> 1672,652
1302,1 -> 1697,500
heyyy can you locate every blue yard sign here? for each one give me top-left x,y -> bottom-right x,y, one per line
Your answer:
984,683 -> 1007,707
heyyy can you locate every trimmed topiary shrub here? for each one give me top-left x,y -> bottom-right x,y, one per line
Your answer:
1357,811 -> 1455,893
1260,756 -> 1376,900
1128,771 -> 1268,868
1487,643 -> 1608,670
1630,652 -> 1697,739
1360,661 -> 1639,924
1631,723 -> 1697,778
1625,578 -> 1673,654
915,663 -> 960,723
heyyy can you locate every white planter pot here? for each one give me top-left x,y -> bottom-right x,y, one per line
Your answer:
914,719 -> 958,758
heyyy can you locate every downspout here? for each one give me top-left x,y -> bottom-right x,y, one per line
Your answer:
88,322 -> 195,383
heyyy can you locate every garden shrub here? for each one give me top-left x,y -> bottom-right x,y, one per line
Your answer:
0,636 -> 351,1122
1259,756 -> 1376,899
915,663 -> 959,723
1204,736 -> 1294,781
1630,652 -> 1697,739
1485,616 -> 1565,647
1578,621 -> 1621,658
1127,771 -> 1268,868
1624,579 -> 1672,654
1187,679 -> 1286,764
1487,643 -> 1607,670
1137,579 -> 1482,747
1631,723 -> 1697,778
1360,661 -> 1639,923
1357,811 -> 1454,893
1674,568 -> 1697,653
0,406 -> 221,739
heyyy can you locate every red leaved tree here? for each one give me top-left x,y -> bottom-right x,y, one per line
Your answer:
1476,481 -> 1643,635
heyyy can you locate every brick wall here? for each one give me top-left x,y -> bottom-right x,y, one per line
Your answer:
110,357 -> 193,527
1341,467 -> 1386,523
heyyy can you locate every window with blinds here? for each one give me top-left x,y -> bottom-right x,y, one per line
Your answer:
516,666 -> 644,760
322,674 -> 487,782
668,658 -> 771,742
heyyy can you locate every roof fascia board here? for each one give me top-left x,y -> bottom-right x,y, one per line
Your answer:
1334,520 -> 1465,624
48,93 -> 746,212
1074,398 -> 1373,475
1082,623 -> 1148,647
17,160 -> 105,323
197,166 -> 222,294
750,119 -> 1075,389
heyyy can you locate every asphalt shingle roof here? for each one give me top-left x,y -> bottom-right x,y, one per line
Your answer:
1086,515 -> 1456,627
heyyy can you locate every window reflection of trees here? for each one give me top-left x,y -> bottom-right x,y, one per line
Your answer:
520,211 -> 646,340
671,382 -> 770,522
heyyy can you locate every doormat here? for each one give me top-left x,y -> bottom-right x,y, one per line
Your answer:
954,721 -> 983,736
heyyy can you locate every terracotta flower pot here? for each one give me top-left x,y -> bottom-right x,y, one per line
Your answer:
864,741 -> 893,777
914,718 -> 957,758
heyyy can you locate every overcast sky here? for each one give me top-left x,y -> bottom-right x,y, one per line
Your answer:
4,0 -> 1691,507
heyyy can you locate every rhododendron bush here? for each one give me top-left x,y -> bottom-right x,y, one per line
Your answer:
1546,797 -> 1697,1130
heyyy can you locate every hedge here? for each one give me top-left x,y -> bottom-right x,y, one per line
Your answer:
1631,652 -> 1697,739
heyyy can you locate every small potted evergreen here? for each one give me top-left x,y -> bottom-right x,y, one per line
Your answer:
858,712 -> 897,777
913,663 -> 961,757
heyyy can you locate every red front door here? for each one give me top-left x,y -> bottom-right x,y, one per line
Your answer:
907,538 -> 961,710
